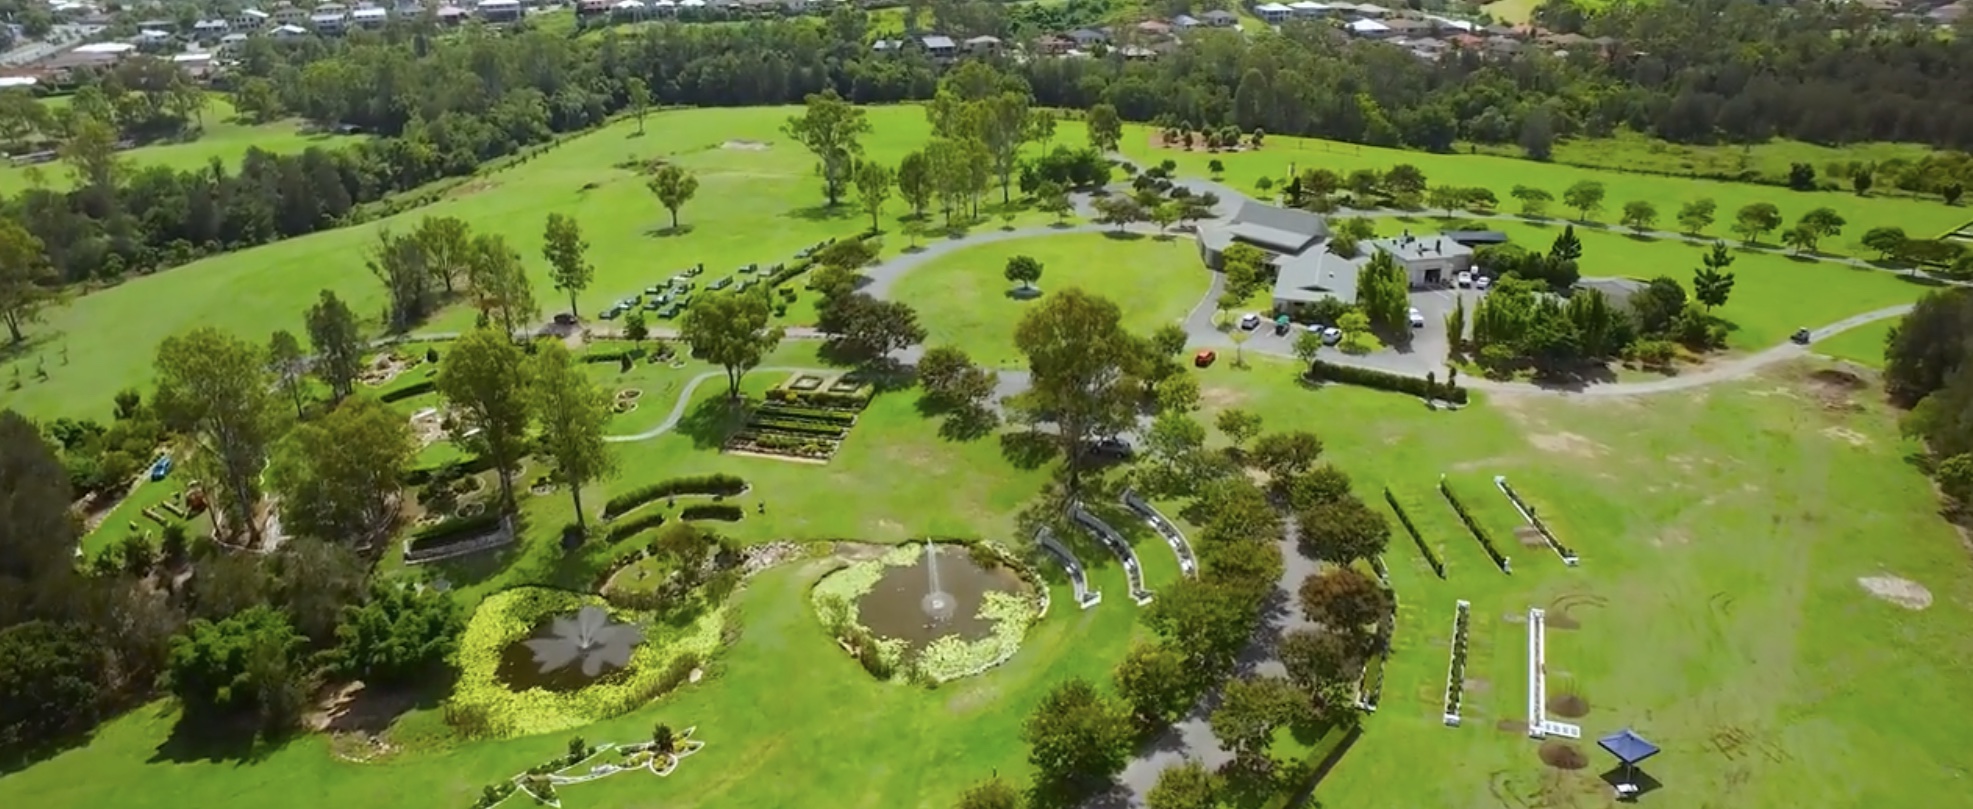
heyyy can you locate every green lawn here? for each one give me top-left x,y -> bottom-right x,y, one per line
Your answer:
1815,319 -> 1895,368
1470,129 -> 1942,196
890,232 -> 1211,368
0,95 -> 364,196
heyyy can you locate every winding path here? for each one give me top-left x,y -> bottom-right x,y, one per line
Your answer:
601,366 -> 834,442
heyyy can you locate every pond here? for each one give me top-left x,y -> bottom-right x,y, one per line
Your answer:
494,607 -> 644,693
855,544 -> 1027,652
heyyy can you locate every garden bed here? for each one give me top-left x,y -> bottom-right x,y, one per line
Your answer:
1443,599 -> 1471,727
602,474 -> 749,520
404,513 -> 510,563
1493,475 -> 1580,566
445,587 -> 724,739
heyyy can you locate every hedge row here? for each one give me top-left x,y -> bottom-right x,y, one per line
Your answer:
1497,479 -> 1577,560
1437,479 -> 1509,572
407,513 -> 503,553
581,348 -> 646,364
380,379 -> 438,403
1383,487 -> 1445,579
763,387 -> 871,410
680,503 -> 744,522
1306,359 -> 1468,405
602,474 -> 748,519
750,419 -> 846,438
603,510 -> 667,543
756,404 -> 857,425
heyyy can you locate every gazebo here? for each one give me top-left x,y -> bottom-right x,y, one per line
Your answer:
1597,728 -> 1659,799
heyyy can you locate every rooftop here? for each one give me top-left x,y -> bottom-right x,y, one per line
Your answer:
1371,233 -> 1473,263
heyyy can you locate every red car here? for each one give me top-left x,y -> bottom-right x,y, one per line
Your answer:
1193,350 -> 1217,368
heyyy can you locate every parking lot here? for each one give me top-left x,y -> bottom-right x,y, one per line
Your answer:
1215,282 -> 1484,377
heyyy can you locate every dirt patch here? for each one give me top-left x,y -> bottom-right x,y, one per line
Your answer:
1514,525 -> 1548,548
1495,718 -> 1529,734
1651,526 -> 1694,548
1200,386 -> 1247,409
1821,425 -> 1871,447
1547,593 -> 1606,630
1538,741 -> 1589,770
1807,368 -> 1867,391
721,139 -> 770,151
1857,575 -> 1932,610
360,353 -> 418,387
1463,677 -> 1491,694
445,178 -> 499,199
1803,366 -> 1871,412
1448,455 -> 1516,473
1547,693 -> 1590,719
408,407 -> 447,448
1527,432 -> 1606,458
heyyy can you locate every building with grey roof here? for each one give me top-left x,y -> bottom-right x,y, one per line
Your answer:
1199,201 -> 1474,313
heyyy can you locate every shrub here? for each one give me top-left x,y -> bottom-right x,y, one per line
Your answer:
680,504 -> 743,522
753,404 -> 857,425
1306,359 -> 1468,405
747,419 -> 846,438
380,380 -> 438,403
602,474 -> 749,519
762,387 -> 872,410
1437,479 -> 1508,570
406,513 -> 502,553
1383,488 -> 1445,578
603,511 -> 667,542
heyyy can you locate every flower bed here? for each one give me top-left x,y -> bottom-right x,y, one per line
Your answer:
1438,476 -> 1510,573
747,419 -> 847,438
602,474 -> 749,519
728,432 -> 837,460
1443,599 -> 1471,727
754,404 -> 857,425
445,587 -> 725,739
1384,487 -> 1446,578
406,513 -> 504,555
1493,475 -> 1579,566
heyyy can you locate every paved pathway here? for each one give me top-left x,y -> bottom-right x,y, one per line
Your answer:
600,366 -> 834,442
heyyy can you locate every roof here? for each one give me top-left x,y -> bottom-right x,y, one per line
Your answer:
921,35 -> 955,48
194,18 -> 228,27
1440,230 -> 1508,245
1202,8 -> 1238,19
1597,729 -> 1660,766
965,34 -> 1001,44
272,23 -> 308,33
1289,1 -> 1329,10
1173,14 -> 1200,25
241,8 -> 271,16
352,7 -> 387,16
1255,3 -> 1292,12
1372,234 -> 1473,263
1348,18 -> 1389,32
172,52 -> 214,62
480,0 -> 522,7
0,75 -> 38,88
1273,249 -> 1367,303
73,41 -> 135,53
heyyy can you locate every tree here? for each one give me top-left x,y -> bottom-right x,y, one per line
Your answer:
1630,276 -> 1689,335
1251,431 -> 1324,483
164,606 -> 309,732
0,621 -> 107,752
623,76 -> 651,135
437,328 -> 535,511
1426,186 -> 1466,217
816,293 -> 927,364
1863,226 -> 1909,260
1299,567 -> 1392,639
1692,242 -> 1737,311
1782,222 -> 1819,254
1733,202 -> 1783,244
781,89 -> 869,206
1147,760 -> 1217,809
622,308 -> 648,343
956,777 -> 1022,809
1511,185 -> 1552,217
326,582 -> 463,685
681,289 -> 785,400
1295,496 -> 1389,564
306,290 -> 363,402
1787,162 -> 1817,191
854,160 -> 894,231
1519,105 -> 1556,160
412,215 -> 474,294
267,330 -> 307,418
1945,183 -> 1965,206
1445,294 -> 1468,353
897,151 -> 933,219
542,213 -> 593,322
1562,180 -> 1606,221
0,219 -> 51,344
269,397 -> 413,545
1210,676 -> 1306,766
1280,627 -> 1354,692
467,234 -> 538,336
1092,195 -> 1145,230
1676,198 -> 1717,234
1799,207 -> 1847,241
1029,108 -> 1058,147
1852,168 -> 1873,196
1355,251 -> 1410,331
532,342 -> 618,530
1087,103 -> 1122,152
646,164 -> 699,231
233,76 -> 282,123
1036,180 -> 1072,223
1151,201 -> 1182,235
1022,678 -> 1134,797
1620,200 -> 1658,232
1014,289 -> 1139,493
1550,224 -> 1584,264
1215,408 -> 1264,450
1004,255 -> 1043,290
155,328 -> 276,546
368,227 -> 438,331
1115,642 -> 1195,725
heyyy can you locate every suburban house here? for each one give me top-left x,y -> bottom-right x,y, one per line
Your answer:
1173,14 -> 1201,28
270,4 -> 309,25
1346,18 -> 1390,37
577,0 -> 612,15
649,0 -> 678,15
351,6 -> 389,28
1289,1 -> 1330,17
192,17 -> 230,37
270,22 -> 310,37
1254,3 -> 1292,23
478,0 -> 523,21
1067,27 -> 1109,47
612,0 -> 649,18
218,32 -> 251,51
919,34 -> 957,60
1200,201 -> 1473,314
964,35 -> 1002,56
234,8 -> 271,28
1034,34 -> 1074,54
436,5 -> 469,24
1201,9 -> 1240,25
135,28 -> 174,46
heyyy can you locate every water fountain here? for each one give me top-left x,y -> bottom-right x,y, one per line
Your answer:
497,604 -> 646,692
921,542 -> 957,624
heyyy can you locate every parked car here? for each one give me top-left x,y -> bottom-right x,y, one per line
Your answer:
1455,271 -> 1473,288
1791,327 -> 1812,345
1321,327 -> 1343,345
1194,349 -> 1217,367
1409,307 -> 1426,328
1089,437 -> 1135,459
1304,322 -> 1326,334
1239,312 -> 1262,330
599,306 -> 622,320
552,313 -> 576,326
1474,275 -> 1491,291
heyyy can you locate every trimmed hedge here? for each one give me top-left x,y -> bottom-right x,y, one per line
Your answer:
581,347 -> 646,364
1306,359 -> 1468,405
1437,478 -> 1509,572
763,387 -> 871,410
755,404 -> 857,425
602,474 -> 748,519
1383,487 -> 1446,579
603,511 -> 667,543
407,513 -> 503,553
380,379 -> 438,403
749,419 -> 846,438
1497,478 -> 1577,560
680,503 -> 743,522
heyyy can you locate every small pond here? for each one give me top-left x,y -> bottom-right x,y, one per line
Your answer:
494,610 -> 644,693
855,544 -> 1027,651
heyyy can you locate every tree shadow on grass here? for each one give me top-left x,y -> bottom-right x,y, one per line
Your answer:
673,395 -> 750,451
782,204 -> 860,224
998,430 -> 1059,470
644,224 -> 696,239
0,331 -> 58,367
150,707 -> 294,765
1623,232 -> 1659,243
1101,230 -> 1146,242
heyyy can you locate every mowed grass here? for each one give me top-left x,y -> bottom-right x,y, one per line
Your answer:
1128,128 -> 1971,245
1183,355 -> 1973,807
1814,319 -> 1895,368
1473,129 -> 1943,195
891,232 -> 1211,367
0,106 -> 1092,421
0,95 -> 364,196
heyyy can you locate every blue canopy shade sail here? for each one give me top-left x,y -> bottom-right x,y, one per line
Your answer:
1598,729 -> 1660,766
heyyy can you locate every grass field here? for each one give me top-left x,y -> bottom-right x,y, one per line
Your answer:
0,95 -> 364,196
1814,319 -> 1895,368
891,232 -> 1211,367
1469,129 -> 1941,195
9,347 -> 1973,808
